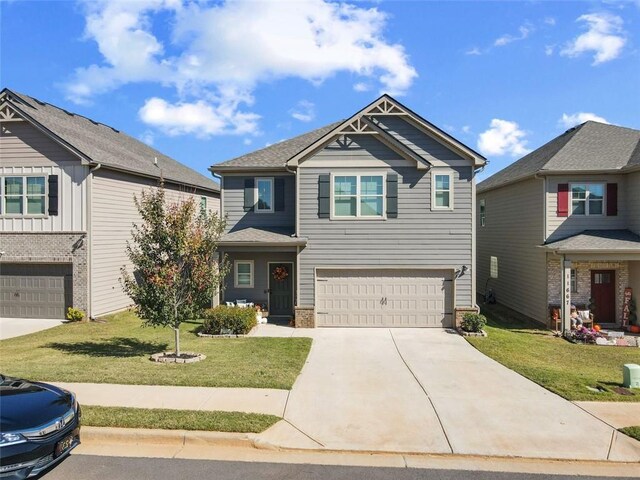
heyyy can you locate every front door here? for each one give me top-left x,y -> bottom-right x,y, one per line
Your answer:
269,263 -> 293,316
591,270 -> 616,323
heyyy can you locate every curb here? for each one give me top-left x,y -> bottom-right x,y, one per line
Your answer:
82,426 -> 253,449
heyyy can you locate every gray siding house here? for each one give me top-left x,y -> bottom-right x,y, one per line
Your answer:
211,95 -> 486,328
0,88 -> 220,319
477,121 -> 640,327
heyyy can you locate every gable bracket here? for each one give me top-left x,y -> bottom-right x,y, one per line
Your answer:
0,102 -> 25,122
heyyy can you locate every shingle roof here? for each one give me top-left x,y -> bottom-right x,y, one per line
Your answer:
542,229 -> 640,252
478,122 -> 640,193
3,89 -> 219,192
212,121 -> 343,170
219,227 -> 307,246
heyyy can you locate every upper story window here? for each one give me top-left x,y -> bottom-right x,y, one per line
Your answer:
571,183 -> 604,216
332,174 -> 384,218
479,199 -> 486,226
200,196 -> 207,216
432,172 -> 453,210
1,176 -> 46,216
256,177 -> 273,213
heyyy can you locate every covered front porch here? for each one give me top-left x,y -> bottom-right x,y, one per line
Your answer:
218,227 -> 307,321
544,230 -> 640,329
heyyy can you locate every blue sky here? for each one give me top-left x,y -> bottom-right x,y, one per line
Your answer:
2,0 -> 639,180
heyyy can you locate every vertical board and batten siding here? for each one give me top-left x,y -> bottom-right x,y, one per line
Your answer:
626,171 -> 640,235
546,174 -> 627,242
298,134 -> 474,308
91,169 -> 220,317
221,174 -> 295,232
477,178 -> 547,322
0,122 -> 88,232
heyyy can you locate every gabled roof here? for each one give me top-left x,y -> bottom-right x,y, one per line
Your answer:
1,88 -> 219,193
478,122 -> 640,193
542,229 -> 640,253
211,94 -> 486,172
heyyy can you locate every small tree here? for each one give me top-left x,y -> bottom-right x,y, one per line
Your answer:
121,186 -> 228,357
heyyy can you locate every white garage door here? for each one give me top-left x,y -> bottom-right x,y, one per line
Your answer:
315,269 -> 453,327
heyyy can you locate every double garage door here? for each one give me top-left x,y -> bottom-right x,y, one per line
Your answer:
0,264 -> 72,319
315,269 -> 453,327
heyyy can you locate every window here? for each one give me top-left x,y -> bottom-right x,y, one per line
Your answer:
479,199 -> 486,227
234,260 -> 254,288
490,256 -> 498,279
200,196 -> 207,215
332,174 -> 384,218
256,177 -> 273,213
571,183 -> 604,216
570,269 -> 577,293
1,176 -> 46,216
432,172 -> 453,210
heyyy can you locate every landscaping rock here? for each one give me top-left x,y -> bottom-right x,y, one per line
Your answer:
149,352 -> 206,364
456,327 -> 487,337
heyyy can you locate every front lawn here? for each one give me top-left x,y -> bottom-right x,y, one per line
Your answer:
466,302 -> 640,402
0,311 -> 311,390
82,406 -> 279,433
620,426 -> 640,442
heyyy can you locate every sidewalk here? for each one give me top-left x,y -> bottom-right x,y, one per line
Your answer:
575,402 -> 640,429
53,382 -> 288,417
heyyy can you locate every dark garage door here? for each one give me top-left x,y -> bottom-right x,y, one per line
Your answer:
0,264 -> 72,319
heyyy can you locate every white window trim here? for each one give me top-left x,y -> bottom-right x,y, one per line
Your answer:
255,177 -> 274,213
431,170 -> 454,211
0,174 -> 48,218
234,260 -> 254,288
329,171 -> 386,220
479,198 -> 486,227
569,182 -> 605,217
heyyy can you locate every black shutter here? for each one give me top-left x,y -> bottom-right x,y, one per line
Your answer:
274,177 -> 285,211
48,175 -> 59,216
243,178 -> 255,212
386,173 -> 398,218
607,183 -> 618,216
318,174 -> 330,218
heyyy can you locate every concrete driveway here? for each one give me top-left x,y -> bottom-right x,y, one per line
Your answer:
0,317 -> 63,340
255,328 -> 640,461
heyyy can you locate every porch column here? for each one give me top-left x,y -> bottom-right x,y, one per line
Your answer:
561,257 -> 572,334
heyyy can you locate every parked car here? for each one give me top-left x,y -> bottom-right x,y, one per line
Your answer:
0,375 -> 81,479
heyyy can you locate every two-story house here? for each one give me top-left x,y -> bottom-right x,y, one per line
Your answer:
0,88 -> 220,320
477,121 -> 640,327
211,95 -> 486,328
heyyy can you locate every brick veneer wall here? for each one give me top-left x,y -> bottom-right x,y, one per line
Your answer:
547,257 -> 628,322
455,306 -> 480,327
294,306 -> 315,328
0,232 -> 88,314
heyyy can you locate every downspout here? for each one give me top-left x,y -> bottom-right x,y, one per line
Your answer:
87,163 -> 102,320
286,164 -> 300,312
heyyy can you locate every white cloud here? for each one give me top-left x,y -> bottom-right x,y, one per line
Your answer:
290,100 -> 315,122
560,12 -> 626,65
477,119 -> 530,157
353,82 -> 371,92
544,17 -> 556,26
243,138 -> 253,146
139,97 -> 260,137
545,44 -> 555,56
465,47 -> 483,56
65,0 -> 417,137
494,24 -> 533,47
138,130 -> 154,145
559,112 -> 609,129
461,125 -> 472,134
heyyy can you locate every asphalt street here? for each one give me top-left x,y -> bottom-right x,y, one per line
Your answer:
40,455 -> 631,480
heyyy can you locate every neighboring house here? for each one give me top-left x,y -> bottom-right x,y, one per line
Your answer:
211,95 -> 486,327
0,88 -> 220,319
477,121 -> 640,327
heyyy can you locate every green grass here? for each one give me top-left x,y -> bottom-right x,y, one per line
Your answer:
620,426 -> 640,442
81,406 -> 279,433
466,302 -> 640,402
0,311 -> 311,390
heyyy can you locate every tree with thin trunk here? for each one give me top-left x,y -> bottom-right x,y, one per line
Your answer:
121,186 -> 228,357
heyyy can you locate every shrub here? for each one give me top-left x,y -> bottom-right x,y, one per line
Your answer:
66,307 -> 85,322
202,306 -> 257,335
461,313 -> 487,333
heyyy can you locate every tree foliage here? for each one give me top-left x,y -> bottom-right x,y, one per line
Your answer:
121,186 -> 228,355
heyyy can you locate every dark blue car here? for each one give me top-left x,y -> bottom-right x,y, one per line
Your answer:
0,375 -> 80,479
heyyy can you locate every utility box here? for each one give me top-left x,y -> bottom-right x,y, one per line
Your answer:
623,364 -> 640,388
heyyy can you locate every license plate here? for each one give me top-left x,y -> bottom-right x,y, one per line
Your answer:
54,434 -> 74,457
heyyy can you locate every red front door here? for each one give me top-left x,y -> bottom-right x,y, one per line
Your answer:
591,270 -> 616,323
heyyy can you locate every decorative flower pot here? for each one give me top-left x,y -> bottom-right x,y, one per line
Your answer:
629,325 -> 640,334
